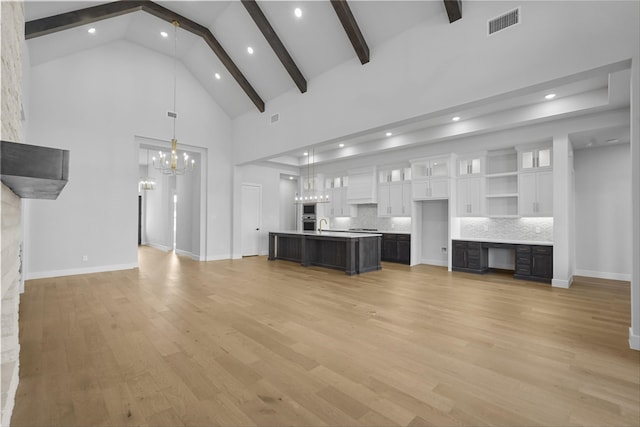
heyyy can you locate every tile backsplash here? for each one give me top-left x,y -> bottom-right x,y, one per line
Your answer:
330,204 -> 411,232
459,217 -> 553,242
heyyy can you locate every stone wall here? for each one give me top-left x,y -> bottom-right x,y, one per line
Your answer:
1,0 -> 24,425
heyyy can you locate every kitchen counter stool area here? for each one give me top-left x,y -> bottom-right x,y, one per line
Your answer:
268,231 -> 382,275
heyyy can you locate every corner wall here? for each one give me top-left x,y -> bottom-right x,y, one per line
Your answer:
1,1 -> 24,423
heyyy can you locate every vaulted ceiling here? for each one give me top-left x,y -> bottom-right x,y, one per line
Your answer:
25,0 -> 459,118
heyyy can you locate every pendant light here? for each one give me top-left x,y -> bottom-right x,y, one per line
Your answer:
294,148 -> 329,204
152,20 -> 195,176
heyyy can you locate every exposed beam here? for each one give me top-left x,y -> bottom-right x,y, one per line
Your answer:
241,0 -> 307,93
443,0 -> 462,23
330,0 -> 369,65
25,0 -> 265,112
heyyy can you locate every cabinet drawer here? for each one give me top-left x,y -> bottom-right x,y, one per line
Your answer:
532,245 -> 552,255
397,234 -> 411,242
516,246 -> 531,254
516,265 -> 531,276
468,242 -> 482,250
453,240 -> 467,249
467,248 -> 481,258
516,255 -> 531,266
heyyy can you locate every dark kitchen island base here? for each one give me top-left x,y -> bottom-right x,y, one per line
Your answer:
268,231 -> 382,275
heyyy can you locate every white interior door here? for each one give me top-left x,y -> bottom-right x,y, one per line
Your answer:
241,184 -> 261,256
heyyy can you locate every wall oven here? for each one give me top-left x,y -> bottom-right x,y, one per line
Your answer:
302,215 -> 316,231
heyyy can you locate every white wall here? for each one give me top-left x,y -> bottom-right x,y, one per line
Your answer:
574,143 -> 632,280
231,163 -> 299,257
232,1 -> 640,164
24,40 -> 232,278
279,176 -> 298,231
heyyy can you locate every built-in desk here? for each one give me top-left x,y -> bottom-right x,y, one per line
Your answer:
452,239 -> 553,283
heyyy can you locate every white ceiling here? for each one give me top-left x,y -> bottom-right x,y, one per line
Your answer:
24,1 -> 632,168
25,0 -> 444,118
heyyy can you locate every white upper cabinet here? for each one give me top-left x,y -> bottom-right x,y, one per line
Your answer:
324,175 -> 352,217
378,167 -> 411,217
457,176 -> 484,216
410,156 -> 450,200
519,146 -> 552,171
519,171 -> 553,217
458,155 -> 483,176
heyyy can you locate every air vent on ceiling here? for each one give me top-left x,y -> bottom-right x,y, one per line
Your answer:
270,113 -> 280,124
488,7 -> 520,35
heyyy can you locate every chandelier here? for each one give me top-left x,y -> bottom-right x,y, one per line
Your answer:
294,148 -> 329,203
152,20 -> 194,176
139,149 -> 156,191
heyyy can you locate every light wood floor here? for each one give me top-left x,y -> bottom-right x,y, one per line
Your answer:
12,246 -> 640,426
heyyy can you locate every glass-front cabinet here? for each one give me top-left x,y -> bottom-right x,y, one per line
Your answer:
378,167 -> 411,217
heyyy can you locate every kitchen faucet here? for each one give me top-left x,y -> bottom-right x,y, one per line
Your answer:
319,218 -> 327,232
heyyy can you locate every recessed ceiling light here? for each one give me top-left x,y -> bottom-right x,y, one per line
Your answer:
385,132 -> 392,137
303,152 -> 308,156
88,28 -> 96,34
339,143 -> 345,148
452,116 -> 460,121
214,73 -> 221,80
545,93 -> 556,100
160,31 -> 168,38
294,8 -> 302,18
247,46 -> 254,55
289,176 -> 294,180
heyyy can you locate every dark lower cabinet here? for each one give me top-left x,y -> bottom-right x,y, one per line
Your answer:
453,240 -> 553,283
515,245 -> 553,283
452,241 -> 488,273
382,234 -> 411,264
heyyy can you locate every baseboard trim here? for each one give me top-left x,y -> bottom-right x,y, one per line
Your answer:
552,275 -> 573,289
205,254 -> 232,261
25,263 -> 139,280
630,327 -> 640,351
575,269 -> 631,282
421,258 -> 448,267
146,242 -> 171,252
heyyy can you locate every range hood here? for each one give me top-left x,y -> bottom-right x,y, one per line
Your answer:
1,140 -> 69,200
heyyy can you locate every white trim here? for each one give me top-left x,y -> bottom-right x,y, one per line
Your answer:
146,242 -> 172,252
575,269 -> 631,282
421,258 -> 448,267
552,275 -> 573,288
629,327 -> 640,351
25,263 -> 138,280
205,254 -> 232,261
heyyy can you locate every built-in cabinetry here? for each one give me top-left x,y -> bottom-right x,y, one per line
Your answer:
452,240 -> 487,273
411,156 -> 450,200
324,176 -> 353,217
347,166 -> 377,204
517,145 -> 553,217
378,167 -> 411,217
485,149 -> 519,217
381,233 -> 411,264
456,153 -> 484,216
452,239 -> 553,283
514,245 -> 553,282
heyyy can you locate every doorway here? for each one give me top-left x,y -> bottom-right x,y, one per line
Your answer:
241,184 -> 262,256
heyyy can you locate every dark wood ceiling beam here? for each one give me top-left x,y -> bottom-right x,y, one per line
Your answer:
443,0 -> 462,23
25,0 -> 145,39
25,0 -> 265,113
241,0 -> 307,93
330,0 -> 369,65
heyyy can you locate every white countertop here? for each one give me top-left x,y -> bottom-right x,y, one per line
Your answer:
271,230 -> 382,238
454,237 -> 553,246
325,229 -> 411,235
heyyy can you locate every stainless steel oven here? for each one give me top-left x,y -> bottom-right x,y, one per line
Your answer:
302,215 -> 316,231
302,203 -> 316,215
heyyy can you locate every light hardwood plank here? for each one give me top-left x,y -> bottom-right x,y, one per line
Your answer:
11,246 -> 640,426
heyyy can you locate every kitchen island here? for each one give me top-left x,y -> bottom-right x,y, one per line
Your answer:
268,231 -> 382,275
